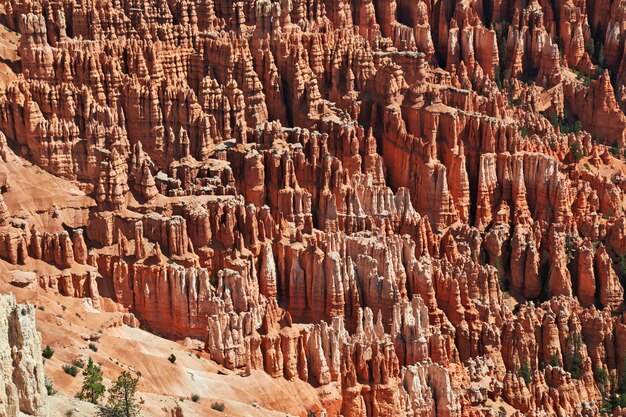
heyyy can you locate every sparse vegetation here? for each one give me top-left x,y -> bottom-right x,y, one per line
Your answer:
518,361 -> 532,385
495,21 -> 509,89
88,343 -> 98,352
585,38 -> 595,57
598,359 -> 626,413
619,254 -> 626,277
77,358 -> 106,404
191,394 -> 200,402
565,234 -> 575,262
550,353 -> 560,367
571,140 -> 584,161
519,125 -> 529,138
594,367 -> 609,397
98,371 -> 141,417
572,68 -> 591,86
598,43 -> 605,68
168,354 -> 177,364
565,333 -> 584,379
548,110 -> 583,135
610,141 -> 621,158
43,345 -> 54,359
73,359 -> 86,369
45,376 -> 57,395
479,249 -> 487,266
63,364 -> 79,377
211,402 -> 226,412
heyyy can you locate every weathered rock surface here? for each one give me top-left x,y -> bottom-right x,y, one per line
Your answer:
0,293 -> 48,417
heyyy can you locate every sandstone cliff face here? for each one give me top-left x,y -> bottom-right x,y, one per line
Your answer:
1,0 -> 626,416
0,293 -> 48,417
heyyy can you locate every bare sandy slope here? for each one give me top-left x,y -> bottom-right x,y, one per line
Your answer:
0,23 -> 18,62
0,144 -> 94,229
2,282 -> 324,417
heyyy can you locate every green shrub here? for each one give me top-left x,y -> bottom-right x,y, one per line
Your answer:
88,343 -> 98,352
73,359 -> 85,369
211,402 -> 225,412
45,376 -> 56,395
571,141 -> 584,161
191,394 -> 200,402
519,126 -> 529,138
548,111 -> 583,135
43,345 -> 54,359
572,68 -> 591,86
63,364 -> 79,377
565,235 -> 575,262
168,354 -> 177,364
602,366 -> 626,414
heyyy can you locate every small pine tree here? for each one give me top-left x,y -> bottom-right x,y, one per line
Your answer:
43,345 -> 54,359
601,363 -> 626,413
572,120 -> 583,132
566,333 -> 584,379
619,357 -> 626,392
98,371 -> 141,417
519,361 -> 532,385
586,38 -> 595,57
619,254 -> 626,277
79,358 -> 106,404
598,44 -> 605,68
594,367 -> 609,397
565,234 -> 576,261
550,353 -> 560,367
